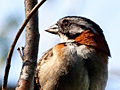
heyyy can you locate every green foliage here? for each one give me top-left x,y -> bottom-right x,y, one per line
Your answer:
0,16 -> 20,67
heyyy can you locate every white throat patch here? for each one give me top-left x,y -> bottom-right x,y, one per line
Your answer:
59,34 -> 75,43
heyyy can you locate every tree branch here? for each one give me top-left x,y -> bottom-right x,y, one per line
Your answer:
2,0 -> 46,90
17,47 -> 24,61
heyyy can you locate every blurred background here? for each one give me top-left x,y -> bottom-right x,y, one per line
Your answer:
0,0 -> 120,90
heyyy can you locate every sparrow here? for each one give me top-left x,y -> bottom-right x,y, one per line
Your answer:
34,16 -> 110,90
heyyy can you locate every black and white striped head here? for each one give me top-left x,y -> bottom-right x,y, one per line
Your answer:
46,16 -> 104,42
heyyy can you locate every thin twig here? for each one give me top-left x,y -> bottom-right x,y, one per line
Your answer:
17,47 -> 24,61
2,0 -> 46,90
22,47 -> 24,52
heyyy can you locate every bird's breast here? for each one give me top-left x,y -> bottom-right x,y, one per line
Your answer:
39,43 -> 108,90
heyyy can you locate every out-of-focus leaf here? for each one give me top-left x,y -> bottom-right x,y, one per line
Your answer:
0,15 -> 21,67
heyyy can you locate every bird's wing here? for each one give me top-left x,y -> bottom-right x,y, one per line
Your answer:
34,48 -> 53,90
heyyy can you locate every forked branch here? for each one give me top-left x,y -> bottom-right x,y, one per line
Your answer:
2,0 -> 46,90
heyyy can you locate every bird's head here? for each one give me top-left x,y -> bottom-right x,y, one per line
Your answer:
46,16 -> 110,56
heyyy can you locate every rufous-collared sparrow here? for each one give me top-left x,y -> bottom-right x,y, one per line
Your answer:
34,16 -> 110,90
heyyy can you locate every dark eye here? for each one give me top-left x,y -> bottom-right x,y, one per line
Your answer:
63,20 -> 70,28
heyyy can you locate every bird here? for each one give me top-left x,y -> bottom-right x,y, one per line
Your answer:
34,16 -> 110,90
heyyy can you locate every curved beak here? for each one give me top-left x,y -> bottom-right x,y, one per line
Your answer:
45,24 -> 58,34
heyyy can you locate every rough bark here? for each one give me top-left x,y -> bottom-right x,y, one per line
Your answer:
16,0 -> 39,90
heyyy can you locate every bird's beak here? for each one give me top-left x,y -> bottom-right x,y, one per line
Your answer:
45,24 -> 58,34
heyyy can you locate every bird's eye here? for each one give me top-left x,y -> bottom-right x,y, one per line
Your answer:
63,20 -> 70,28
